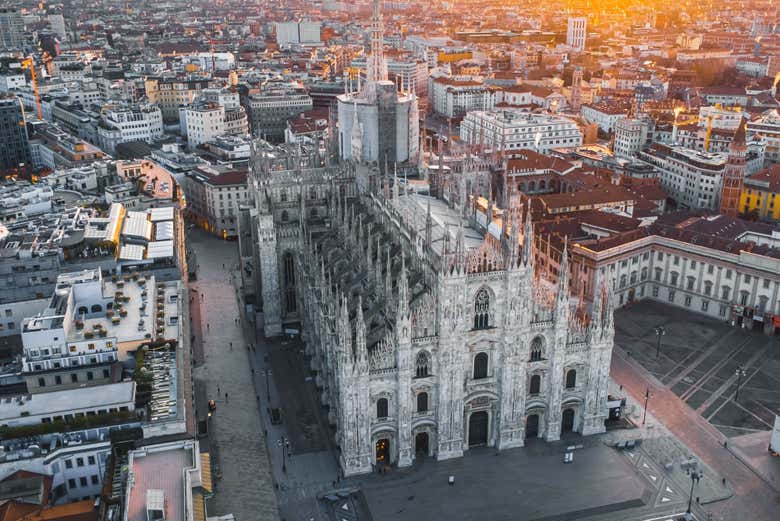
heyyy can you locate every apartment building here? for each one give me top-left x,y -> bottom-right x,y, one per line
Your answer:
242,84 -> 312,141
144,74 -> 216,123
460,110 -> 583,154
565,213 -> 780,333
637,143 -> 725,211
180,164 -> 249,238
97,104 -> 164,155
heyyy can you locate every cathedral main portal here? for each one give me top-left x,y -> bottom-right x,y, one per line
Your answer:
468,411 -> 489,447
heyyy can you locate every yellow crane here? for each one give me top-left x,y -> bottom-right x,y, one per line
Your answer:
20,57 -> 42,120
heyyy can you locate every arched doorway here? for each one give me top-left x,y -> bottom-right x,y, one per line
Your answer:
415,432 -> 429,456
468,411 -> 489,447
375,438 -> 390,464
561,408 -> 575,433
526,414 -> 540,438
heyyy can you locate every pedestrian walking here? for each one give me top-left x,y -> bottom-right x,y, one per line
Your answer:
207,323 -> 210,330
218,385 -> 220,395
230,342 -> 233,350
225,392 -> 229,403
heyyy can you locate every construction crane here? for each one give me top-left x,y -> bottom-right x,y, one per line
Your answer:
704,114 -> 720,153
20,57 -> 42,120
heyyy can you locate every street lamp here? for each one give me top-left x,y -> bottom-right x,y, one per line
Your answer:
687,470 -> 703,514
654,326 -> 666,359
278,435 -> 290,473
642,386 -> 653,426
734,366 -> 747,403
265,367 -> 271,402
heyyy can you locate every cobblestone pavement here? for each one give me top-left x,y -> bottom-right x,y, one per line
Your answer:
188,229 -> 279,521
612,301 -> 780,521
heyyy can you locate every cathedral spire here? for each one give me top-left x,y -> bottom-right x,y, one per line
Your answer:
522,204 -> 534,267
367,0 -> 387,83
424,197 -> 433,249
385,244 -> 393,309
355,296 -> 367,372
397,254 -> 409,318
392,165 -> 399,205
557,237 -> 569,304
603,276 -> 615,333
337,293 -> 352,363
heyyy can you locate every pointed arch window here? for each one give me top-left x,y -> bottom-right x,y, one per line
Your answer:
565,369 -> 577,389
283,252 -> 296,313
529,374 -> 541,395
473,352 -> 488,379
376,398 -> 388,419
473,288 -> 490,330
529,336 -> 544,361
415,351 -> 430,378
417,392 -> 428,413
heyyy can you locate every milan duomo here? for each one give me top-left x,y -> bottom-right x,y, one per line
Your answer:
247,141 -> 615,477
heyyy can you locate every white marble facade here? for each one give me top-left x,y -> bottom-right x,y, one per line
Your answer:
249,144 -> 614,477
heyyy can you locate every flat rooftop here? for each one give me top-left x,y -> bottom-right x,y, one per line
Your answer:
126,442 -> 196,521
0,382 -> 135,423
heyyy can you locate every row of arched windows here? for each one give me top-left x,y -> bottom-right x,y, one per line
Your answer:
376,370 -> 575,419
278,187 -> 320,203
376,393 -> 430,419
77,304 -> 105,316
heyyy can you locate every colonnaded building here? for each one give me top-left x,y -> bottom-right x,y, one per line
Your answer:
243,142 -> 615,476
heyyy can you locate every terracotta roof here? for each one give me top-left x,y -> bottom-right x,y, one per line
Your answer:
505,150 -> 573,173
577,210 -> 641,232
539,185 -> 635,212
0,500 -> 97,521
432,77 -> 483,87
581,212 -> 780,258
0,502 -> 39,521
745,164 -> 780,193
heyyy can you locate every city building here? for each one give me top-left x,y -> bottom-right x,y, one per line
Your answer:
637,143 -> 725,211
242,83 -> 313,142
566,17 -> 587,52
336,0 -> 419,165
428,74 -> 496,118
563,213 -> 780,333
247,141 -> 613,477
180,164 -> 248,238
748,109 -> 780,164
181,103 -> 225,150
144,75 -> 216,123
720,120 -> 748,217
740,164 -> 780,221
275,20 -> 322,47
581,104 -> 630,134
0,95 -> 32,178
613,118 -> 651,160
460,110 -> 583,155
114,439 -> 212,521
0,8 -> 24,50
97,104 -> 164,155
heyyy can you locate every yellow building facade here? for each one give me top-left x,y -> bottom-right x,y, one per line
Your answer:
739,166 -> 780,222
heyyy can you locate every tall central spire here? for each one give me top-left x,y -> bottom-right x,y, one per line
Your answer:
367,0 -> 387,83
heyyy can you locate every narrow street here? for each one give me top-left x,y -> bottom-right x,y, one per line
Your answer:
188,228 -> 279,521
611,345 -> 780,521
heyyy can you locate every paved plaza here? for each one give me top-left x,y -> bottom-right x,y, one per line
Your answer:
190,227 -> 777,521
613,301 -> 780,438
188,229 -> 279,521
250,316 -> 706,521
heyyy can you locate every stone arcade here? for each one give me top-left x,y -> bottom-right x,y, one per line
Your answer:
246,144 -> 614,477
